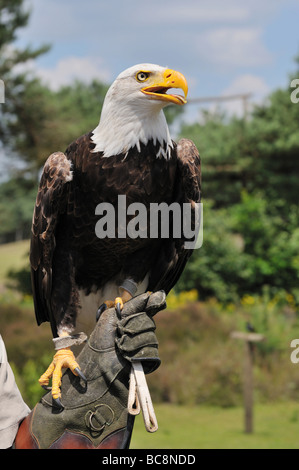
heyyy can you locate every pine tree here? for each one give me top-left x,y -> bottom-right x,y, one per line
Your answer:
0,0 -> 50,169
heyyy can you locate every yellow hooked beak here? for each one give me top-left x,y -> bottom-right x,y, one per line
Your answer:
141,68 -> 188,105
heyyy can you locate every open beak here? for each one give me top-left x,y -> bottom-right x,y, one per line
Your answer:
141,68 -> 188,105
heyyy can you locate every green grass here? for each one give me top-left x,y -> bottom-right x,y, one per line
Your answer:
131,402 -> 299,449
0,239 -> 29,283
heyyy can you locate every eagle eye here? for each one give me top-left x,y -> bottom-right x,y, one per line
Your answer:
136,71 -> 150,82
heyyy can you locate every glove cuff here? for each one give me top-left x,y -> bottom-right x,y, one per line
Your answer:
53,332 -> 87,350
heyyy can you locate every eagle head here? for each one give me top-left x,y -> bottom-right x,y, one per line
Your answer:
92,64 -> 188,158
114,63 -> 188,107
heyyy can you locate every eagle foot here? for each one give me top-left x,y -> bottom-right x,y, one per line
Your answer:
96,293 -> 131,322
38,348 -> 87,405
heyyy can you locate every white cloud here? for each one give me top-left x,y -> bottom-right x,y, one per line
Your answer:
14,0 -> 297,125
138,3 -> 250,23
35,56 -> 112,90
197,27 -> 272,68
134,0 -> 288,26
223,74 -> 270,97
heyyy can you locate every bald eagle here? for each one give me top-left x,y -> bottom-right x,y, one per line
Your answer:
30,64 -> 201,402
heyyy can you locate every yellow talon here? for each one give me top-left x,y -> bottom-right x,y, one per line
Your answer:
115,297 -> 124,311
101,290 -> 132,314
39,347 -> 81,400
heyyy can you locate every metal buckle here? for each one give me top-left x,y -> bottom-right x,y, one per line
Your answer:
85,404 -> 114,432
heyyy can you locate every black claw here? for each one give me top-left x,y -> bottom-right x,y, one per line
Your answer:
96,303 -> 107,321
53,397 -> 64,410
116,302 -> 122,319
41,385 -> 52,391
75,367 -> 87,383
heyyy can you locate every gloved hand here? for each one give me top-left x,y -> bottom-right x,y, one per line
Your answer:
115,290 -> 166,374
15,291 -> 166,449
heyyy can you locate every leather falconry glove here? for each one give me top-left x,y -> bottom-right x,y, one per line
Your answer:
15,291 -> 166,449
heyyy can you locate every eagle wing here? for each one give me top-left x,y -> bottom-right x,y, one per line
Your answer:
148,138 -> 201,294
30,152 -> 73,336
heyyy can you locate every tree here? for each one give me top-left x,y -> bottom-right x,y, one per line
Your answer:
6,79 -> 109,171
0,0 -> 110,244
0,0 -> 50,169
177,56 -> 299,303
180,56 -> 299,210
0,175 -> 36,242
180,113 -> 248,207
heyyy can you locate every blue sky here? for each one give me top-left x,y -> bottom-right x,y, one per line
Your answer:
11,0 -> 299,121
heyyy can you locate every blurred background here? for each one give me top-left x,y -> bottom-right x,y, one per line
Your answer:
1,0 -> 299,449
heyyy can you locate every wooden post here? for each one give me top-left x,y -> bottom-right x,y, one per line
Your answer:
243,340 -> 253,433
231,331 -> 265,434
187,93 -> 252,121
